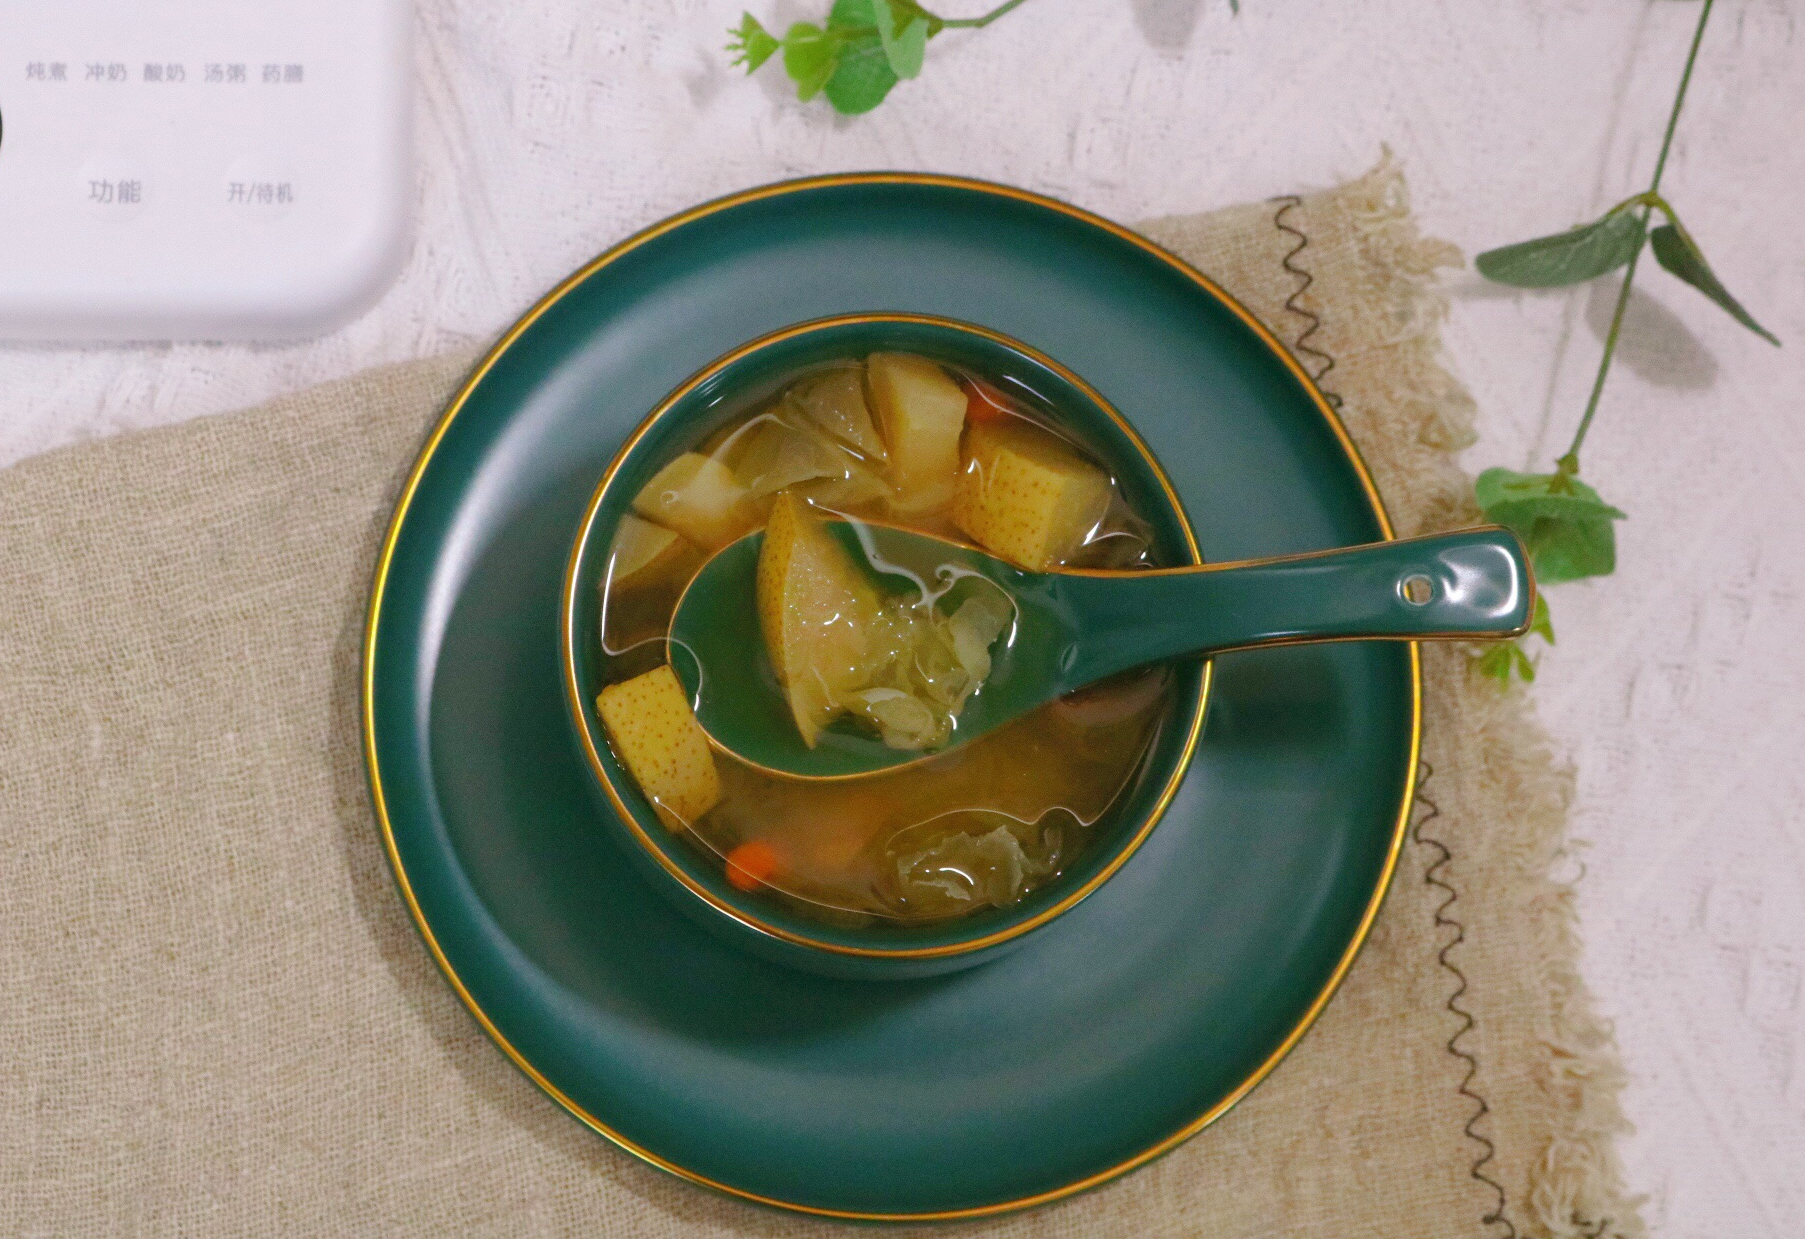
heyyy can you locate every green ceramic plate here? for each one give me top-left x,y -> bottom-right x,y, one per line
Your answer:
364,173 -> 1418,1220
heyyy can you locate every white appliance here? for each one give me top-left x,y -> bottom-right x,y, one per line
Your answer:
0,1 -> 412,341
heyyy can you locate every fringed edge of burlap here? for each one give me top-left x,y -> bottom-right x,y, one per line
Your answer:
1462,659 -> 1646,1239
1273,155 -> 1647,1239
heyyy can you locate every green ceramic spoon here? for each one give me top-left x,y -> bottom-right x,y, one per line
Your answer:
669,523 -> 1532,779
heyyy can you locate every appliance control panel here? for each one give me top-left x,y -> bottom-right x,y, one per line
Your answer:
0,1 -> 411,340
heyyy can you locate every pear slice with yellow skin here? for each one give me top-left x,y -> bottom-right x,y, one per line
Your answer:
756,493 -> 886,747
952,418 -> 1113,570
597,665 -> 721,828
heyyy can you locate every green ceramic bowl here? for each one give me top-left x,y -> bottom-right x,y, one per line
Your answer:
561,314 -> 1209,980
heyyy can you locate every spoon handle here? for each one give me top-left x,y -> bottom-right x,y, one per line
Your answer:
1054,526 -> 1533,690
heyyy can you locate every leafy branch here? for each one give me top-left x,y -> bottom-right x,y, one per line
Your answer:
728,0 -> 1036,115
1471,0 -> 1777,684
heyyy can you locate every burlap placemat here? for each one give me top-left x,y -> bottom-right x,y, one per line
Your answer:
0,160 -> 1642,1238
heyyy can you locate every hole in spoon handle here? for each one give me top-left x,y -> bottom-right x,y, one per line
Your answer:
1399,573 -> 1435,606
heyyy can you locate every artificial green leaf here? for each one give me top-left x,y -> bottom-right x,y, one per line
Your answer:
1650,222 -> 1780,346
826,0 -> 877,30
872,0 -> 928,79
781,22 -> 840,101
1531,517 -> 1617,584
1475,467 -> 1626,585
823,37 -> 899,112
1526,593 -> 1555,645
1474,468 -> 1627,524
820,0 -> 907,111
1475,207 -> 1646,288
727,13 -> 781,72
1476,640 -> 1535,685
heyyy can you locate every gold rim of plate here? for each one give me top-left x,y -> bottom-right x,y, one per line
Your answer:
361,171 -> 1422,1221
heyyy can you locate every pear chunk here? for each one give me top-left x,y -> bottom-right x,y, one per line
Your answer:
597,665 -> 722,828
755,493 -> 886,746
631,452 -> 752,549
867,353 -> 966,513
952,419 -> 1113,570
605,514 -> 686,587
788,365 -> 887,460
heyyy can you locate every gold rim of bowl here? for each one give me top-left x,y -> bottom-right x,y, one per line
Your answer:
562,311 -> 1208,947
362,171 -> 1421,1221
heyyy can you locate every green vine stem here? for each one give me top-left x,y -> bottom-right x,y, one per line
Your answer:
931,0 -> 1034,29
1558,0 -> 1715,482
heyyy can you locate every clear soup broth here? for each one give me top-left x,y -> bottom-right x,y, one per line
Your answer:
595,352 -> 1176,926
